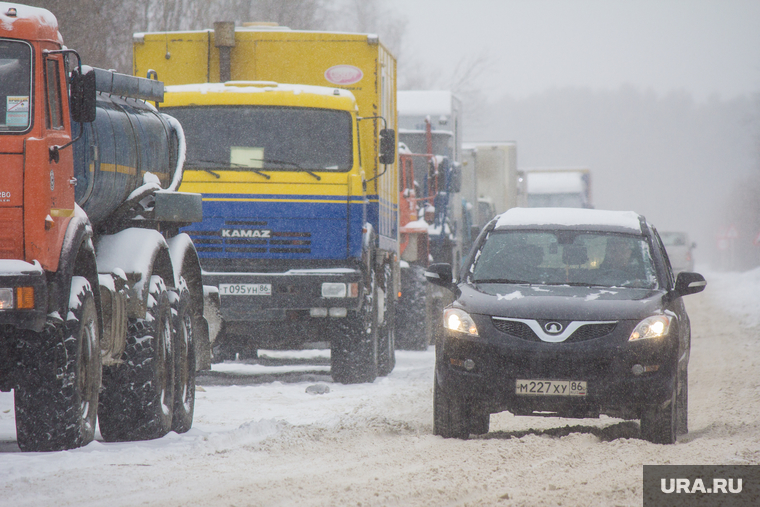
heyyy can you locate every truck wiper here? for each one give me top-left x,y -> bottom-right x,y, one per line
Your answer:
246,158 -> 322,181
184,159 -> 271,180
184,158 -> 324,181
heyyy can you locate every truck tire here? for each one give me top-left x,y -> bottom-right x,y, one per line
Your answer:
15,277 -> 101,451
170,279 -> 195,433
98,275 -> 175,441
331,269 -> 379,384
433,372 -> 469,439
377,264 -> 396,377
640,378 -> 677,444
396,264 -> 429,350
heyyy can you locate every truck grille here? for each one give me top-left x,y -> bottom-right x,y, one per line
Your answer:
188,221 -> 312,254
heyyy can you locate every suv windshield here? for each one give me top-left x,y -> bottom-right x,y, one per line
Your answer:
470,230 -> 659,289
166,106 -> 353,172
0,39 -> 32,132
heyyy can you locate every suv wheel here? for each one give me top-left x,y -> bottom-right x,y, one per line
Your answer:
640,378 -> 677,444
433,371 -> 470,439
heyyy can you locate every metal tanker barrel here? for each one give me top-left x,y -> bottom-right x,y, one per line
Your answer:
73,68 -> 179,227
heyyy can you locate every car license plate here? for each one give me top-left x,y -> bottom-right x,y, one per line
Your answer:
515,379 -> 587,397
219,283 -> 272,296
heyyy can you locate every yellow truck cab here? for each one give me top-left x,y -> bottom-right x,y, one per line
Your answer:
134,27 -> 399,383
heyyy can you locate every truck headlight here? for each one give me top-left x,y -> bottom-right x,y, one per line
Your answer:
444,308 -> 479,336
629,315 -> 672,341
321,282 -> 347,298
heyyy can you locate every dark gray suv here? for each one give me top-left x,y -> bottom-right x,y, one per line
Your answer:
426,208 -> 706,444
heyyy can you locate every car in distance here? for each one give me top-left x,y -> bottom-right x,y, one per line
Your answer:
660,231 -> 695,273
425,207 -> 706,444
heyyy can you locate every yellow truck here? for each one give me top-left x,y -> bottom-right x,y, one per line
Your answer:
133,25 -> 398,383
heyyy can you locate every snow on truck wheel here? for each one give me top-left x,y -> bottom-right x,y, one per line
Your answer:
98,275 -> 175,442
170,277 -> 195,433
331,268 -> 379,384
15,277 -> 101,452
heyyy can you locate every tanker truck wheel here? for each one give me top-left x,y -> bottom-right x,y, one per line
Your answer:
99,275 -> 175,442
170,279 -> 195,433
331,269 -> 379,384
15,277 -> 101,451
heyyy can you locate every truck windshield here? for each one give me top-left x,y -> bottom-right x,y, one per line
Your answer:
0,39 -> 32,132
166,106 -> 353,172
470,231 -> 659,289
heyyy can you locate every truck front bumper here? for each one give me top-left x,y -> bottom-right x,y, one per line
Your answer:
202,267 -> 364,323
0,261 -> 49,333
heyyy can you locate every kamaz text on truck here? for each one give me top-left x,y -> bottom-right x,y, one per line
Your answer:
133,24 -> 398,384
0,3 -> 209,451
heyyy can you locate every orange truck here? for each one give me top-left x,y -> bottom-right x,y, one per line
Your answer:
0,3 -> 209,451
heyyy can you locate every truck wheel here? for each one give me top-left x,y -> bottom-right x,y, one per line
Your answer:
433,371 -> 469,439
377,264 -> 396,377
396,265 -> 429,350
640,378 -> 677,444
99,275 -> 175,442
331,269 -> 378,384
170,279 -> 195,433
676,369 -> 688,436
15,277 -> 101,451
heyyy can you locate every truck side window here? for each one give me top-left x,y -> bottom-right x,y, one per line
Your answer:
44,58 -> 63,130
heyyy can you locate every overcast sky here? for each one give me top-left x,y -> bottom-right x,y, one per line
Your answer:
387,0 -> 760,102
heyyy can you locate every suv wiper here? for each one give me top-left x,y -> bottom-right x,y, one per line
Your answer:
184,159 -> 271,180
472,278 -> 532,285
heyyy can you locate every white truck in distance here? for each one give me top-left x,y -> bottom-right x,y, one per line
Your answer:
524,167 -> 593,208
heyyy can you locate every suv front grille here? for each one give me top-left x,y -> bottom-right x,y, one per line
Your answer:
565,322 -> 617,342
491,319 -> 540,341
491,318 -> 617,343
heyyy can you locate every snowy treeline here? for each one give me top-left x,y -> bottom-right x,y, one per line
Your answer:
22,0 -> 406,74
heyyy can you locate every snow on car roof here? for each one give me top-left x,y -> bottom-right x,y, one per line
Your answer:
494,207 -> 643,232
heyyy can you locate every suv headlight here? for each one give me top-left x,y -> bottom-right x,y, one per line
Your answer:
629,315 -> 672,341
444,308 -> 479,336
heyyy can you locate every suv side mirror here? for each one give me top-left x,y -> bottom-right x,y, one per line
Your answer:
379,128 -> 395,165
425,263 -> 454,290
674,271 -> 706,297
70,67 -> 96,123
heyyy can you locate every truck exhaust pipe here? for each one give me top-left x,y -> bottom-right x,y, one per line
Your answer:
214,21 -> 235,82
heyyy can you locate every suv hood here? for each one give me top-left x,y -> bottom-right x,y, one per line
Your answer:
456,282 -> 666,321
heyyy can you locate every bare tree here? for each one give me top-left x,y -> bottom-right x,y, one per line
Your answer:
329,0 -> 407,57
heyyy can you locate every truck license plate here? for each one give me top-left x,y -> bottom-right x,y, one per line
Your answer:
515,379 -> 587,396
219,283 -> 272,296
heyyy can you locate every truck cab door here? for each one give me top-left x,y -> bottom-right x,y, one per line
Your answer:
24,50 -> 75,270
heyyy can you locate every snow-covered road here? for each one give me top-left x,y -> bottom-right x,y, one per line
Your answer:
1,268 -> 759,506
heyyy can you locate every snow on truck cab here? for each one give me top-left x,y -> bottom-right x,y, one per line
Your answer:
0,3 -> 209,451
134,25 -> 399,384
